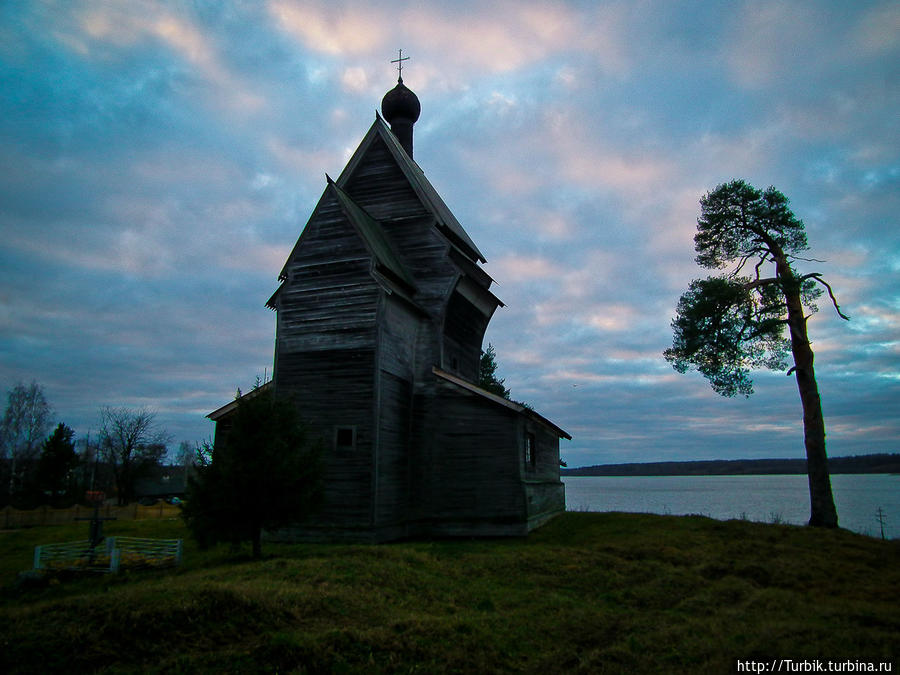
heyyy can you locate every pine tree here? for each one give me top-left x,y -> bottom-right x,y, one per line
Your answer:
478,343 -> 511,399
37,423 -> 78,506
182,388 -> 322,558
665,180 -> 848,527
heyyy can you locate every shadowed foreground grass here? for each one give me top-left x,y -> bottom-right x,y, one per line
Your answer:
1,513 -> 897,673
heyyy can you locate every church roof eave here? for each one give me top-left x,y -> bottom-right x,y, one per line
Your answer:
207,381 -> 274,421
433,367 -> 572,440
266,285 -> 280,310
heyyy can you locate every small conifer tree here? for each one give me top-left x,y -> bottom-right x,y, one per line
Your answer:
182,388 -> 322,558
478,343 -> 511,399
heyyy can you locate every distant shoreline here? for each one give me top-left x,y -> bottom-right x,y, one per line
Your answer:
561,453 -> 900,477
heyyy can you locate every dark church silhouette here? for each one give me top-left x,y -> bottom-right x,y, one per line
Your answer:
209,73 -> 570,541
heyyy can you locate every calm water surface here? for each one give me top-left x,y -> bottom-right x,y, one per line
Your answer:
562,474 -> 900,539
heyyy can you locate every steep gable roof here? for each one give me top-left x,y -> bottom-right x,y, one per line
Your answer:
337,115 -> 487,264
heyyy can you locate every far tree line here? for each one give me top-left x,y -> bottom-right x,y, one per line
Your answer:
0,381 -> 195,509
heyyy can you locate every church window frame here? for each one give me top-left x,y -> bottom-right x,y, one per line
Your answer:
334,426 -> 357,450
524,432 -> 536,470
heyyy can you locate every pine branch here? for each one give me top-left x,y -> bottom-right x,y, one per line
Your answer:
753,252 -> 770,280
803,273 -> 850,320
731,252 -> 756,278
742,277 -> 779,290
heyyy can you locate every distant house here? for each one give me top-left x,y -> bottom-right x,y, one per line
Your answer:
134,465 -> 188,501
209,75 -> 570,541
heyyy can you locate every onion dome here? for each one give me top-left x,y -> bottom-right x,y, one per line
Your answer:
381,78 -> 420,158
381,78 -> 421,126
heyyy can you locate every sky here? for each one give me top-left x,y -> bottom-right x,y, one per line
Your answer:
1,1 -> 897,468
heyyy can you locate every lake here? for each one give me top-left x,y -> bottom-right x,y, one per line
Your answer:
562,474 -> 900,539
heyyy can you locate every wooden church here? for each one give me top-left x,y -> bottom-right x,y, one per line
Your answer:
209,71 -> 570,542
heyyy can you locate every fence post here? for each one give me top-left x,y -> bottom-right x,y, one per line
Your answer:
34,545 -> 43,570
175,539 -> 183,566
106,537 -> 116,556
110,548 -> 120,574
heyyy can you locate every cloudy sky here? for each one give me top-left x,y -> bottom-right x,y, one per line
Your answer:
1,1 -> 897,467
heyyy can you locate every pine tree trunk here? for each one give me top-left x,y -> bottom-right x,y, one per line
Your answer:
780,266 -> 839,528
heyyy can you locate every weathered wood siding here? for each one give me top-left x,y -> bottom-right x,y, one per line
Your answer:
277,348 -> 374,527
378,295 -> 421,381
275,191 -> 380,353
523,481 -> 565,530
522,422 -> 564,482
415,380 -> 526,533
375,371 -> 412,527
442,290 -> 489,381
521,422 -> 565,528
272,191 -> 383,529
343,135 -> 429,223
341,135 -> 466,311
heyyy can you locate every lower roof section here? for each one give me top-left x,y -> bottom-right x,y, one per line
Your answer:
432,366 -> 572,440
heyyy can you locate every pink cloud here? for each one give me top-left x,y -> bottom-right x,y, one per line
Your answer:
488,254 -> 564,282
73,4 -> 263,112
268,1 -> 386,55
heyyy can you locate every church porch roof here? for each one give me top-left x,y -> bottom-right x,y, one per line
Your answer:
433,367 -> 571,440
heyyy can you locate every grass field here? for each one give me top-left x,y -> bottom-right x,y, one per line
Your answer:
1,513 -> 898,673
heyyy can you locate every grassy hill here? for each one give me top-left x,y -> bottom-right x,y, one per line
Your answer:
1,514 -> 897,673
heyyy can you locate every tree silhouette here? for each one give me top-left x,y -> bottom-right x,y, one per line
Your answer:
665,180 -> 848,528
37,423 -> 78,506
1,381 -> 53,502
182,388 -> 322,558
98,406 -> 169,505
478,343 -> 511,399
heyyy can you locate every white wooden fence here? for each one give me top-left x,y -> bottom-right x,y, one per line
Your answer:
107,536 -> 183,572
34,536 -> 182,573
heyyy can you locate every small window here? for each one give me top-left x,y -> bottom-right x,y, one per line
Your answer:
525,433 -> 536,469
335,426 -> 356,450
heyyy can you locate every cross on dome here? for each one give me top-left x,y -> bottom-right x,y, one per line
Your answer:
391,49 -> 410,82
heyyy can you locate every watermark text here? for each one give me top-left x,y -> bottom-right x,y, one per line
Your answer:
737,660 -> 893,673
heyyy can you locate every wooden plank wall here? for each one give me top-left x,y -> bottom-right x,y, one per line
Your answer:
277,348 -> 375,527
442,290 -> 489,381
378,296 -> 420,381
343,136 -> 461,313
522,423 -> 566,526
343,136 -> 429,223
420,381 -> 526,525
276,192 -> 380,353
523,482 -> 566,528
274,185 -> 384,529
376,371 -> 412,527
523,423 -> 564,482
